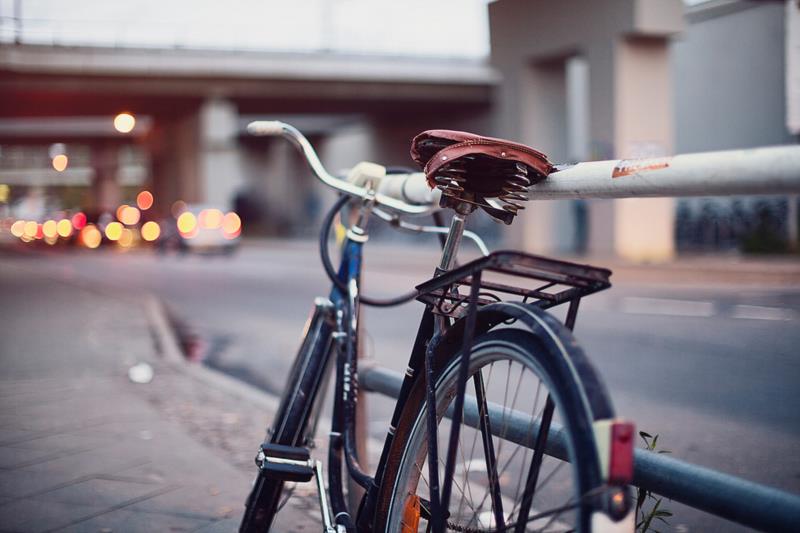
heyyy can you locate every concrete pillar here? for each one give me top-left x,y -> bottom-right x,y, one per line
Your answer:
613,37 -> 676,262
148,112 -> 201,216
199,98 -> 245,210
489,0 -> 684,259
90,142 -> 121,212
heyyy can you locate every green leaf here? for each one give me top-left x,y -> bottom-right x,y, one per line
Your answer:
636,488 -> 647,513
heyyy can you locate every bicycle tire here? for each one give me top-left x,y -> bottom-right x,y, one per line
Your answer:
373,327 -> 610,533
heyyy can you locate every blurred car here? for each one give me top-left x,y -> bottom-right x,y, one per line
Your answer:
160,204 -> 241,256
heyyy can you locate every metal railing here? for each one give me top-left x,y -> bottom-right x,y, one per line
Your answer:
361,366 -> 800,532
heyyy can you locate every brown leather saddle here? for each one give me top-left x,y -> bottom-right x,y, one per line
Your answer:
410,129 -> 553,223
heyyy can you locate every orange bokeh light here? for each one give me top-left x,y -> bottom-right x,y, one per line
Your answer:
177,211 -> 197,237
10,220 -> 25,238
52,154 -> 68,172
141,221 -> 161,242
222,212 -> 241,235
57,219 -> 73,238
42,220 -> 58,239
23,221 -> 37,238
199,208 -> 223,229
81,225 -> 102,249
113,112 -> 136,133
118,228 -> 135,247
119,205 -> 141,226
136,190 -> 154,210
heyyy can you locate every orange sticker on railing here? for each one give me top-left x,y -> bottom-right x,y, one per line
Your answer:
612,158 -> 670,178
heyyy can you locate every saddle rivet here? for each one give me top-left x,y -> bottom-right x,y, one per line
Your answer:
441,155 -> 448,160
501,151 -> 507,157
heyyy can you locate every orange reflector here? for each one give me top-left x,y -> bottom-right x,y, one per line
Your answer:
401,495 -> 421,533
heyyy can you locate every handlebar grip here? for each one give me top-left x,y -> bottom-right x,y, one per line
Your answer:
377,173 -> 440,207
247,121 -> 286,136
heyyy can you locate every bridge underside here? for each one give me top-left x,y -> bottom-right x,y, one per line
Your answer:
1,45 -> 494,231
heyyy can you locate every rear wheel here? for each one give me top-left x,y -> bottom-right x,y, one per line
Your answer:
375,328 -> 607,532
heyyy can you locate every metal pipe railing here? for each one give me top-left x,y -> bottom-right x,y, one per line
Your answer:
537,145 -> 800,199
360,365 -> 800,531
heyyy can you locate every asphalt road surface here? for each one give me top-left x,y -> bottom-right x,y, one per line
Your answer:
2,241 -> 798,531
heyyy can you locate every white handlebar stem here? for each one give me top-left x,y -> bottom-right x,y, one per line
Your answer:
376,173 -> 441,207
247,120 -> 435,214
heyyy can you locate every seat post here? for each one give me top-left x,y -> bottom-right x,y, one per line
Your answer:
437,202 -> 474,273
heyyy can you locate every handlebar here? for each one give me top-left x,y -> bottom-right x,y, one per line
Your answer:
247,120 -> 439,215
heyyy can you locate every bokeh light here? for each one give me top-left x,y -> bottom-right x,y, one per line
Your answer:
113,112 -> 136,133
23,221 -> 37,239
199,208 -> 223,229
10,220 -> 24,238
136,190 -> 154,210
171,200 -> 187,218
42,220 -> 58,239
118,228 -> 135,248
81,225 -> 102,249
222,212 -> 241,236
71,212 -> 87,230
177,211 -> 197,238
44,235 -> 58,246
105,221 -> 123,241
56,219 -> 73,238
52,154 -> 69,172
35,224 -> 43,239
141,221 -> 161,242
119,205 -> 141,226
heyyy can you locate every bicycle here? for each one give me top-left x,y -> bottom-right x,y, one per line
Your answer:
239,122 -> 636,533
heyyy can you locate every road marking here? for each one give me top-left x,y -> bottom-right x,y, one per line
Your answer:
732,305 -> 797,321
621,297 -> 715,317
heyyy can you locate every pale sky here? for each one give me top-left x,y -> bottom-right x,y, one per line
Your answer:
0,0 -> 492,58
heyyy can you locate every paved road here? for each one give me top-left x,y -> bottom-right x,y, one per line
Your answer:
2,241 -> 799,531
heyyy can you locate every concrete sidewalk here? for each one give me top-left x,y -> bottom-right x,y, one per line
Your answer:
0,263 -> 320,532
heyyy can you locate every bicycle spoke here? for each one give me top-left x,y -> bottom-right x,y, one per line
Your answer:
514,395 -> 556,533
456,404 -> 478,523
475,375 -> 546,521
473,370 -> 505,530
508,379 -> 545,520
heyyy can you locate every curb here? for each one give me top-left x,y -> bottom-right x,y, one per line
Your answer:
143,294 -> 280,414
142,293 -> 386,454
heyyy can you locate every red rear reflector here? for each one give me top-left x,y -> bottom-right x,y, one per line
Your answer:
609,421 -> 634,485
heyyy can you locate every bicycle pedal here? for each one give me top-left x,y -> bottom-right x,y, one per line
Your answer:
255,443 -> 315,483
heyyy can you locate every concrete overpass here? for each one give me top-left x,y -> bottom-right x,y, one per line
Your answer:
0,43 -> 495,228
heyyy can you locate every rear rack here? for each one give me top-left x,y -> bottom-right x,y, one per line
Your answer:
415,251 -> 612,319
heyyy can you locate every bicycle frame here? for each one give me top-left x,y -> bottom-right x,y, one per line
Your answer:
275,197 -> 622,533
271,196 -> 448,531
